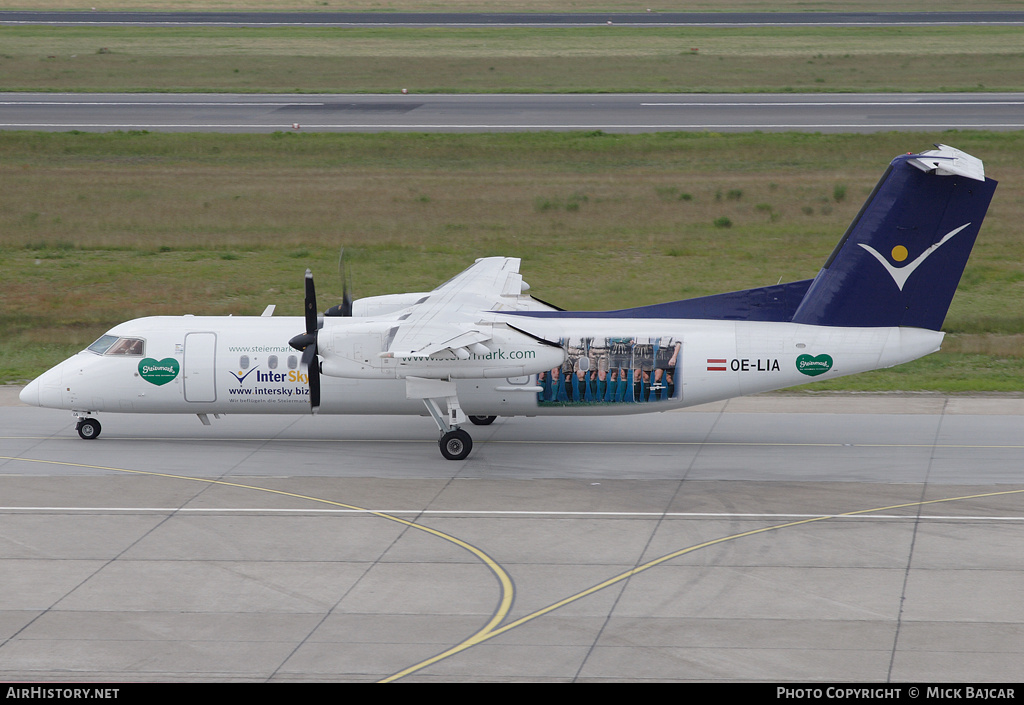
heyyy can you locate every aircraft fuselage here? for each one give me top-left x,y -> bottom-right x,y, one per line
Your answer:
21,314 -> 943,418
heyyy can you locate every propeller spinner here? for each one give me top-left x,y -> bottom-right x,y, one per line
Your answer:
288,269 -> 322,412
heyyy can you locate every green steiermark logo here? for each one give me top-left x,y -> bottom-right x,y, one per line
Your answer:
796,354 -> 833,377
139,358 -> 180,386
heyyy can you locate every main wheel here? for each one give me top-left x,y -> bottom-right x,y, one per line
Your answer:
439,428 -> 473,461
77,418 -> 101,440
468,415 -> 497,426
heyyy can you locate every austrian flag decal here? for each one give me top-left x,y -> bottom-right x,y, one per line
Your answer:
707,358 -> 727,372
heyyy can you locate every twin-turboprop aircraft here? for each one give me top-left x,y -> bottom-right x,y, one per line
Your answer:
20,145 -> 997,460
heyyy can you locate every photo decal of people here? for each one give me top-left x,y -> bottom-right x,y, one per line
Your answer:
537,336 -> 681,406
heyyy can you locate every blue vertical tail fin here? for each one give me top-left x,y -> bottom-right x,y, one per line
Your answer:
791,145 -> 997,331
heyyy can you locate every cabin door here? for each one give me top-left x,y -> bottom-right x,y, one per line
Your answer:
183,332 -> 217,403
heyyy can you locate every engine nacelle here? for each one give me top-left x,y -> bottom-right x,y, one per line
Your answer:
318,322 -> 565,380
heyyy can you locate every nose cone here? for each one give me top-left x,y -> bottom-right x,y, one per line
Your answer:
19,363 -> 65,409
19,379 -> 39,406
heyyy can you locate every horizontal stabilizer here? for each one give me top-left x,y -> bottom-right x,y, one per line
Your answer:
907,144 -> 985,181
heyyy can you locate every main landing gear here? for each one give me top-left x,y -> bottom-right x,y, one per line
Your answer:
418,391 -> 492,461
407,378 -> 496,461
422,395 -> 474,461
439,427 -> 473,461
76,417 -> 101,440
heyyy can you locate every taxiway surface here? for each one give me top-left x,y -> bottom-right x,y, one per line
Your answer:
2,389 -> 1022,682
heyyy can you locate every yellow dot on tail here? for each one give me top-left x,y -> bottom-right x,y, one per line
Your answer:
891,245 -> 908,262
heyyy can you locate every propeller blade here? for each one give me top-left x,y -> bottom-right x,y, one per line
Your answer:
295,269 -> 322,413
303,346 -> 321,413
339,248 -> 353,317
303,269 -> 318,335
324,248 -> 354,317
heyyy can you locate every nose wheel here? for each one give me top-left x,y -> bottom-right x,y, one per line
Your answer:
439,428 -> 473,461
76,417 -> 101,440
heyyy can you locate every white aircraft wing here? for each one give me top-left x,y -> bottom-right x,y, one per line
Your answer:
385,257 -> 535,358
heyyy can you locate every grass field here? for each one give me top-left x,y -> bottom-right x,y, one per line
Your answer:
2,130 -> 1022,391
5,1 -> 1021,12
3,24 -> 1024,94
3,3 -> 1022,391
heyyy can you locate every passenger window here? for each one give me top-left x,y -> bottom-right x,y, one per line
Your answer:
287,355 -> 298,370
268,355 -> 278,370
239,355 -> 250,369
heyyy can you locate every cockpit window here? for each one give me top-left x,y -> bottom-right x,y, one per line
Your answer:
87,335 -> 119,355
88,336 -> 145,356
107,338 -> 145,356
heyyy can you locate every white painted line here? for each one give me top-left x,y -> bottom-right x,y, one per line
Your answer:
642,101 -> 1024,107
4,436 -> 1023,448
0,101 -> 325,107
4,21 -> 1024,28
3,506 -> 1024,521
5,100 -> 1019,108
3,123 -> 1024,130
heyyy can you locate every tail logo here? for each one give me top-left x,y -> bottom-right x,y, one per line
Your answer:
858,223 -> 971,291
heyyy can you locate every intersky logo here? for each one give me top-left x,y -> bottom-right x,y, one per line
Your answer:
858,223 -> 971,291
229,366 -> 259,385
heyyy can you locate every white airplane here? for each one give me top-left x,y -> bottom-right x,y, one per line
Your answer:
20,144 -> 997,460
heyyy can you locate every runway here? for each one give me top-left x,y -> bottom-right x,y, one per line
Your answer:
2,389 -> 1022,681
4,92 -> 1024,134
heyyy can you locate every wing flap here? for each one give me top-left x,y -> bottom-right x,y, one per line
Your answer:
389,327 -> 492,358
